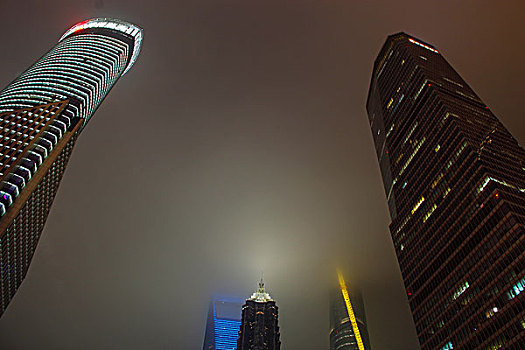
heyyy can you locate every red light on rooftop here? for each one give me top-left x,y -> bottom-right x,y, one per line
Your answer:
495,192 -> 499,199
72,20 -> 89,33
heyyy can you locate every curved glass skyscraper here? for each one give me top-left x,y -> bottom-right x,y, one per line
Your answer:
0,18 -> 142,315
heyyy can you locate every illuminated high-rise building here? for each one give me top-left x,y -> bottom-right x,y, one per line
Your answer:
367,33 -> 524,349
0,18 -> 143,315
237,279 -> 280,350
203,295 -> 244,350
330,271 -> 371,350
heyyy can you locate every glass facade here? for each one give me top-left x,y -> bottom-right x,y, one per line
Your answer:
203,296 -> 243,350
0,18 -> 142,315
367,33 -> 525,349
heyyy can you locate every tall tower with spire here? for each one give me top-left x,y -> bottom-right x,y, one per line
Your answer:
237,279 -> 281,350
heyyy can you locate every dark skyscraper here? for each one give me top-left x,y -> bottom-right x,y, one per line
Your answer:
203,295 -> 244,350
237,280 -> 280,350
330,271 -> 371,350
0,18 -> 142,315
366,33 -> 525,349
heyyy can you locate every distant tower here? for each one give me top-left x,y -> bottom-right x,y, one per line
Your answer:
0,18 -> 143,315
330,271 -> 371,350
237,279 -> 281,350
203,295 -> 244,350
366,32 -> 525,349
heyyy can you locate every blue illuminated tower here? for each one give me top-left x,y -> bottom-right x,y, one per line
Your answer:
203,295 -> 244,350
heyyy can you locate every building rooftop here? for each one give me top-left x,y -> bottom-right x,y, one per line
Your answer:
59,18 -> 143,75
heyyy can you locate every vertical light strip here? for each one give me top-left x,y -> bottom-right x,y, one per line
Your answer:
337,270 -> 365,350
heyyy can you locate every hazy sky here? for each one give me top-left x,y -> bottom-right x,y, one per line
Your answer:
0,1 -> 523,349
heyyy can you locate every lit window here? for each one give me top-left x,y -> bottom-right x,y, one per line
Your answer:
399,137 -> 425,177
486,338 -> 505,350
506,277 -> 525,300
411,196 -> 425,214
478,176 -> 525,194
414,82 -> 426,100
452,281 -> 469,301
485,307 -> 499,318
403,123 -> 418,145
423,204 -> 437,223
440,341 -> 453,350
431,173 -> 443,189
386,124 -> 395,138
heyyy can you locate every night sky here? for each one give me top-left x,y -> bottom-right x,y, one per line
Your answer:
0,1 -> 524,349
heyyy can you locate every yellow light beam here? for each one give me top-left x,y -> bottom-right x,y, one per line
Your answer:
337,270 -> 366,350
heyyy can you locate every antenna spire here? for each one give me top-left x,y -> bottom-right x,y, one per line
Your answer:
259,271 -> 265,291
250,273 -> 272,302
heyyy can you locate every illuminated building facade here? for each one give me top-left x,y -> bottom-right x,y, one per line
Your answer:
237,280 -> 280,350
330,271 -> 371,350
203,295 -> 244,350
0,18 -> 142,315
366,33 -> 525,349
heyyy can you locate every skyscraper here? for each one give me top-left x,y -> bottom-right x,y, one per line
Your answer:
0,18 -> 143,315
237,280 -> 280,350
203,295 -> 244,350
330,271 -> 371,350
366,33 -> 524,349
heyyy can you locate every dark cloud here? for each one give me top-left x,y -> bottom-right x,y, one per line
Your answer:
0,1 -> 523,349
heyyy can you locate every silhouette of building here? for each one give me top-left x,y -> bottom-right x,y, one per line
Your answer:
203,295 -> 244,350
367,33 -> 525,349
330,271 -> 371,350
0,18 -> 142,315
237,279 -> 280,350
